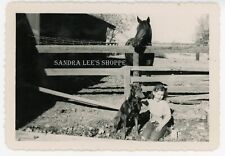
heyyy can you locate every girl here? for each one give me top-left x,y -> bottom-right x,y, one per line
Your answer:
141,84 -> 171,141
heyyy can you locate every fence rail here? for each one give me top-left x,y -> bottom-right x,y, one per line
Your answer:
36,45 -> 209,54
45,68 -> 124,76
45,66 -> 208,76
37,44 -> 209,105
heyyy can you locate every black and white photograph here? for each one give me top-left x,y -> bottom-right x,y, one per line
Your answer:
5,2 -> 219,150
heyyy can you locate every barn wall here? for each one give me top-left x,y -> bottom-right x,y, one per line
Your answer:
16,13 -> 56,129
39,14 -> 108,42
16,14 -> 107,129
26,14 -> 40,44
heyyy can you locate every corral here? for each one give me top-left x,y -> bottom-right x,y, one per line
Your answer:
17,44 -> 209,142
15,13 -> 209,142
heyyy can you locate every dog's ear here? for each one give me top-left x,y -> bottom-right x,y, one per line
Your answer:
129,84 -> 136,96
129,83 -> 134,88
131,83 -> 141,88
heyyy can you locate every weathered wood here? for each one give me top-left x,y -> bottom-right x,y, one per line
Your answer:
131,66 -> 208,72
36,45 -> 132,53
196,52 -> 200,61
142,86 -> 209,94
131,75 -> 209,83
45,66 -> 208,76
144,45 -> 209,54
131,66 -> 209,75
168,94 -> 209,103
38,87 -> 118,110
77,88 -> 124,94
169,100 -> 201,105
36,45 -> 209,54
133,52 -> 139,76
45,68 -> 124,76
36,45 -> 209,105
123,66 -> 131,100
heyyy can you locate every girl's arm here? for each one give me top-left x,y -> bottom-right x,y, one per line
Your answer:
141,99 -> 149,106
140,99 -> 150,113
156,102 -> 171,131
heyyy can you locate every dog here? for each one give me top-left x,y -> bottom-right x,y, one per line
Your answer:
113,83 -> 145,139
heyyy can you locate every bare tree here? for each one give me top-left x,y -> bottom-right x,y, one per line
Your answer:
94,14 -> 136,43
195,15 -> 209,46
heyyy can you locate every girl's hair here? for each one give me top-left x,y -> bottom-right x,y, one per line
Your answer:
148,84 -> 168,100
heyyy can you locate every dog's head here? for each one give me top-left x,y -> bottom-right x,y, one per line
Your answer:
130,83 -> 145,99
128,83 -> 145,112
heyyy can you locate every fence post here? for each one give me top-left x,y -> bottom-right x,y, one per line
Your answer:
124,66 -> 131,100
133,52 -> 139,76
26,14 -> 40,44
196,52 -> 200,61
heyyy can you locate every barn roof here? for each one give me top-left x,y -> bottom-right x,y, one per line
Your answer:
88,14 -> 116,30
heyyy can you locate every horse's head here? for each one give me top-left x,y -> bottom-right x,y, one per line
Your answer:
132,16 -> 152,53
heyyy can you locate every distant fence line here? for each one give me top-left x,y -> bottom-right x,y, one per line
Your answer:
32,35 -> 118,46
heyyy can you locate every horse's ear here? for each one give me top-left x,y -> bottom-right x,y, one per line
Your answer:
147,17 -> 150,23
137,16 -> 142,23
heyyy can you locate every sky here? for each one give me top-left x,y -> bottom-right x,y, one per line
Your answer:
115,13 -> 206,44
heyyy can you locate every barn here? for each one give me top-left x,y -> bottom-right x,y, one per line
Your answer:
16,13 -> 116,129
26,13 -> 116,45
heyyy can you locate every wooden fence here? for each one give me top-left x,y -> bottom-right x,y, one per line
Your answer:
36,45 -> 209,108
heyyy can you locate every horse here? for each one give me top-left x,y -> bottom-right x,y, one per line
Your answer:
125,16 -> 152,66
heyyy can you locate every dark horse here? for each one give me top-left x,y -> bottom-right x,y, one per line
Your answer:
125,16 -> 152,65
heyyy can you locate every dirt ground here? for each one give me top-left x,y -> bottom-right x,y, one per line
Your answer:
17,53 -> 209,142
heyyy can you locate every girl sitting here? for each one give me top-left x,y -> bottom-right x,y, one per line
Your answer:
141,84 -> 172,141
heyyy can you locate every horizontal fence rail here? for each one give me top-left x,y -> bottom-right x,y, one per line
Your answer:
141,86 -> 209,94
131,66 -> 209,75
131,75 -> 209,83
37,45 -> 132,53
36,44 -> 209,105
36,45 -> 209,54
45,68 -> 125,76
45,66 -> 209,76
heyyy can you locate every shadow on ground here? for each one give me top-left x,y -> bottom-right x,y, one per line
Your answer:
16,14 -> 105,129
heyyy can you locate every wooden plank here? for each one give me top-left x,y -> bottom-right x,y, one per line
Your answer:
45,66 -> 208,76
133,52 -> 140,76
45,68 -> 124,76
36,45 -> 133,54
142,86 -> 209,94
168,94 -> 209,103
36,45 -> 209,54
38,87 -> 119,110
169,100 -> 201,105
196,52 -> 200,61
130,66 -> 209,75
77,88 -> 124,94
131,66 -> 208,72
131,75 -> 209,83
144,45 -> 209,54
124,66 -> 131,99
